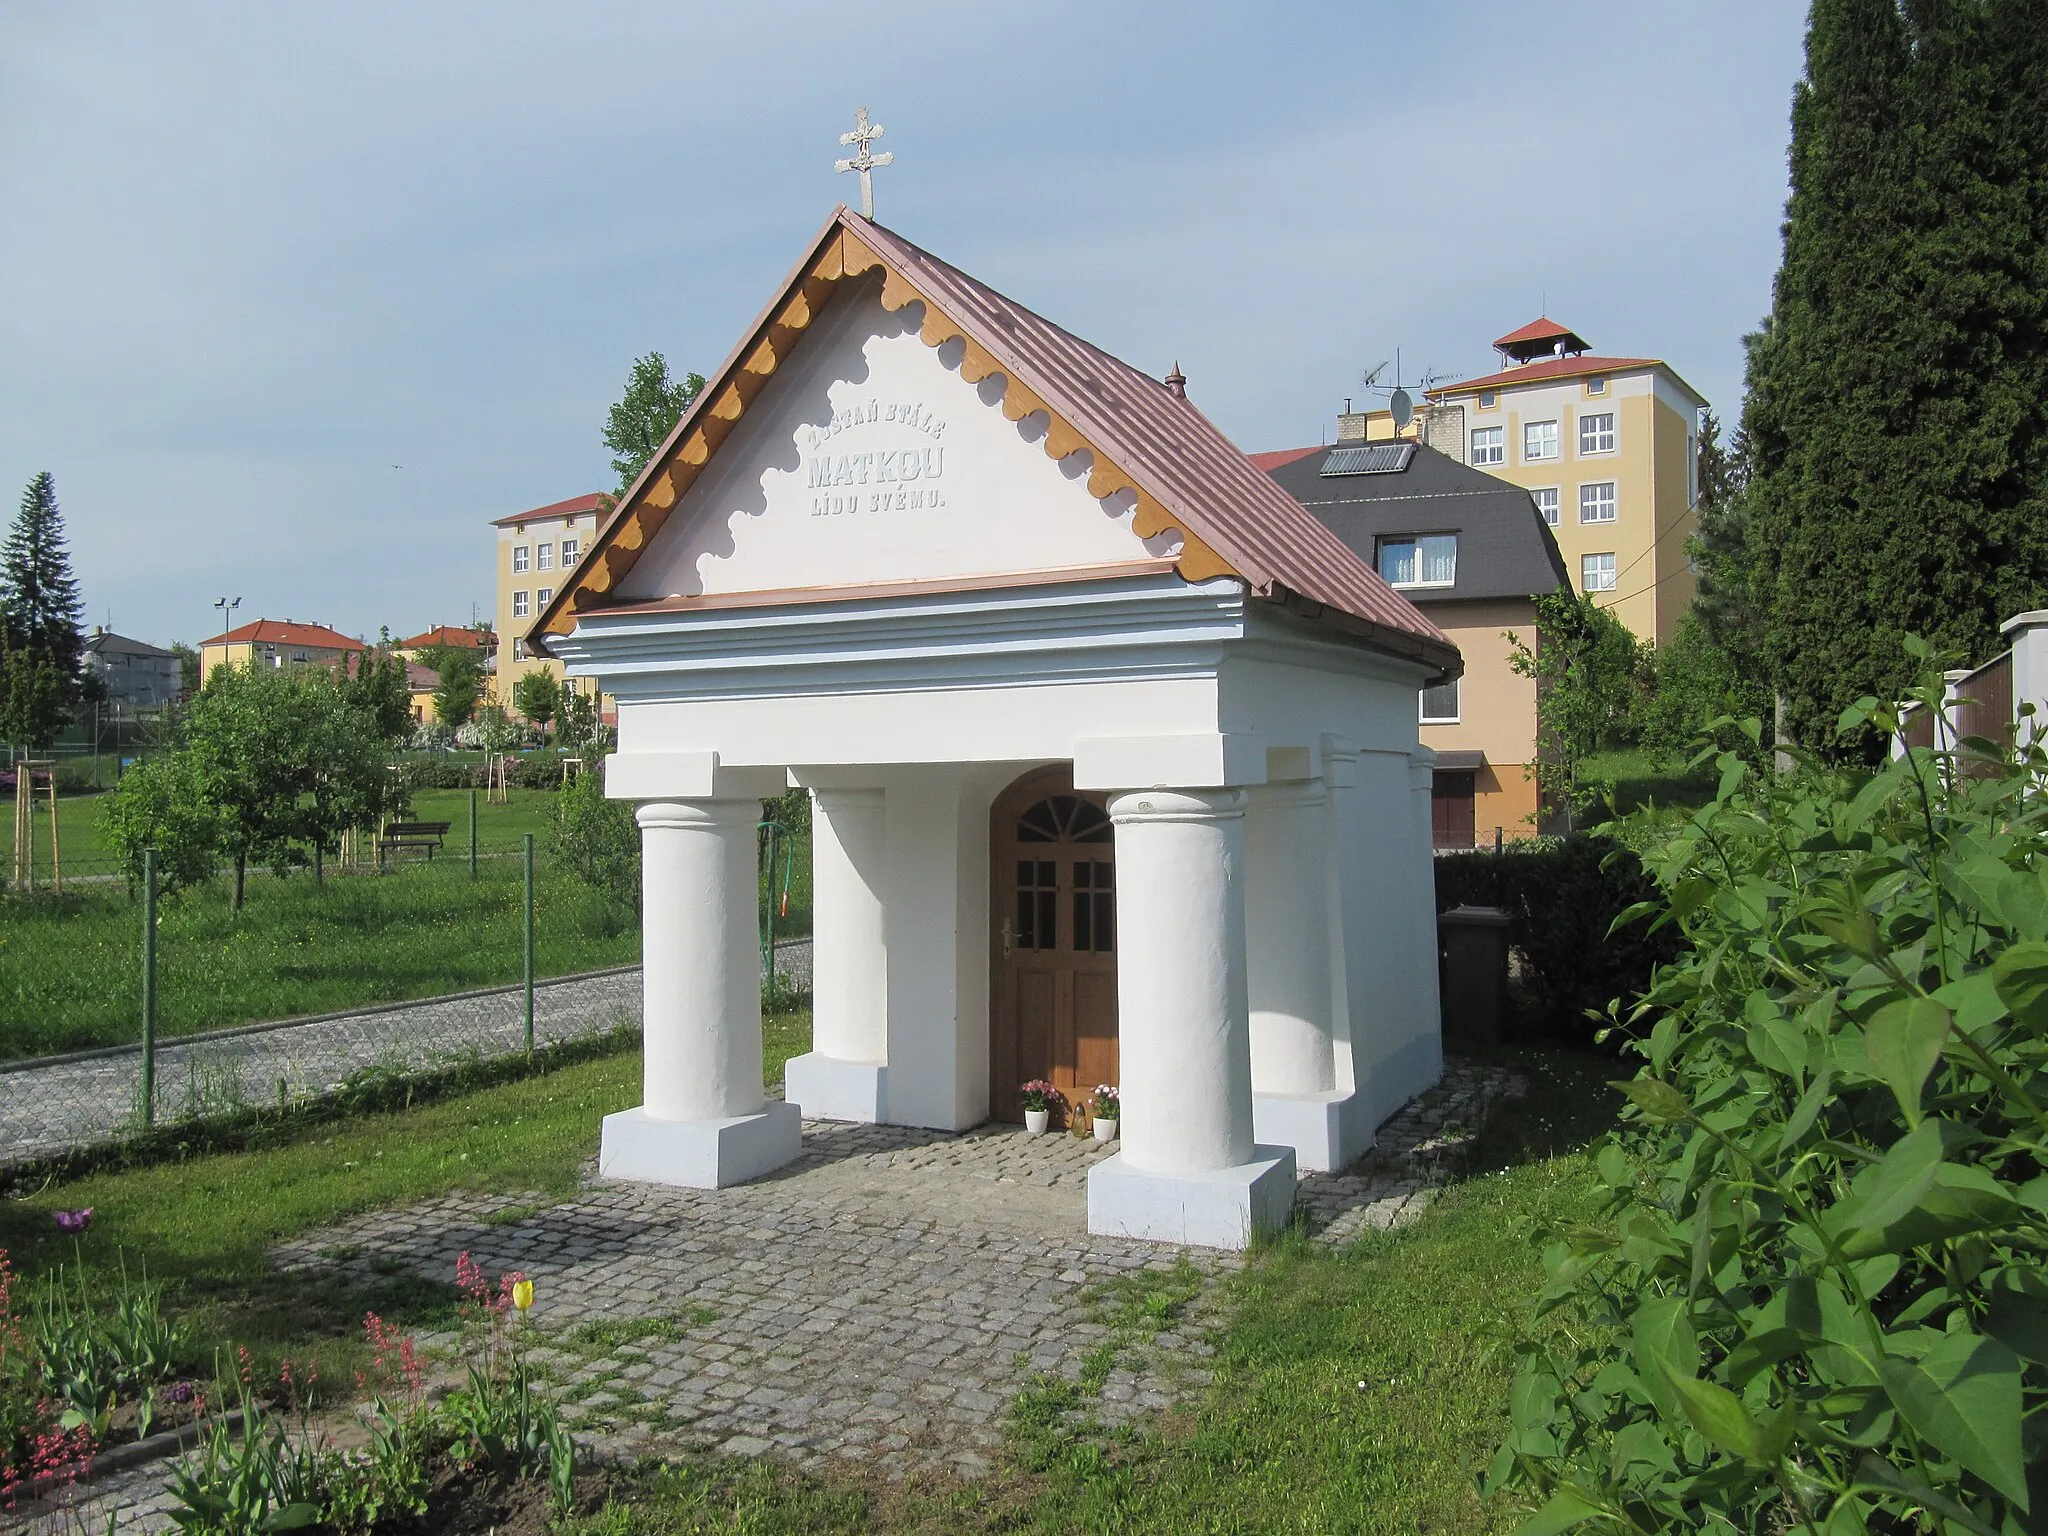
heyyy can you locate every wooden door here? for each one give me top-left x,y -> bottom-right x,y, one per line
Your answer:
988,767 -> 1119,1124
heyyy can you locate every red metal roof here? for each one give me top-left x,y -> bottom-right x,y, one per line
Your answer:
491,492 -> 606,529
399,625 -> 493,650
1492,316 -> 1588,353
1428,354 -> 1701,400
844,212 -> 1454,670
1246,445 -> 1325,472
200,619 -> 365,650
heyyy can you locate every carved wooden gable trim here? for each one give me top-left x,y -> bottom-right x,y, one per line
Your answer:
534,219 -> 1237,645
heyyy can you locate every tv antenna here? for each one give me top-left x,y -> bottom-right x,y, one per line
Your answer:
1358,350 -> 1452,431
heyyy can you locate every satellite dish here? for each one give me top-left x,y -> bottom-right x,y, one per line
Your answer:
1390,387 -> 1413,430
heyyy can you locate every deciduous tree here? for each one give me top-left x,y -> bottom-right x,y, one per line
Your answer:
424,645 -> 483,731
603,352 -> 704,495
512,669 -> 562,736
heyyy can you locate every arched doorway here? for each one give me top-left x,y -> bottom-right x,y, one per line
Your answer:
988,766 -> 1119,1123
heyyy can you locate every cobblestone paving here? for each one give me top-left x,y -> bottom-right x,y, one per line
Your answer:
7,1060 -> 1521,1533
0,943 -> 812,1172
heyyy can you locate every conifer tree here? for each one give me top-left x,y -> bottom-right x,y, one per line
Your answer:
1741,0 -> 2048,757
1,472 -> 86,687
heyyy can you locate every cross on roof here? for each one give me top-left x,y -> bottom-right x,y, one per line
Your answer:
834,107 -> 893,219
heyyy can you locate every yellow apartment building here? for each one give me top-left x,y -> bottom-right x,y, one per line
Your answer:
197,618 -> 365,684
1423,319 -> 1706,646
491,493 -> 611,721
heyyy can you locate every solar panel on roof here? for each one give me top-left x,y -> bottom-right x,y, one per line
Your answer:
1319,443 -> 1416,476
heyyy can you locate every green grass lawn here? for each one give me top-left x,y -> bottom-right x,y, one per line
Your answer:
2,1039 -> 1613,1532
0,851 -> 642,1060
1578,748 -> 1717,816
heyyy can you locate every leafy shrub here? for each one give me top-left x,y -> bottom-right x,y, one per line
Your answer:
552,771 -> 638,913
1494,679 -> 2048,1531
1435,835 -> 1676,1045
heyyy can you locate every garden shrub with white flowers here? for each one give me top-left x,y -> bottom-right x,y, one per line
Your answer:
1494,654 -> 2048,1533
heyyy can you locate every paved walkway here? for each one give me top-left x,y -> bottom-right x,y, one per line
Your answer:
11,1061 -> 1522,1531
0,942 -> 812,1171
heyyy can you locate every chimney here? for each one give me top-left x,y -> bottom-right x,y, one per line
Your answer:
1163,362 -> 1187,399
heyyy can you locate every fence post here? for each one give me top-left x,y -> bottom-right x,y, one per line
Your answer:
523,832 -> 535,1055
141,848 -> 158,1128
469,787 -> 479,877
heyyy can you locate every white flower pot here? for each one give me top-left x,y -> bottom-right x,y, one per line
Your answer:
1093,1116 -> 1118,1143
1024,1108 -> 1050,1134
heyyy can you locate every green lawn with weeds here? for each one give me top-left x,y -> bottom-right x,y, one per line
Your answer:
0,1014 -> 811,1386
3,1037 -> 1614,1532
0,848 -> 642,1059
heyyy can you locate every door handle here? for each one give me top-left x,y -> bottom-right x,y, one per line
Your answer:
1001,917 -> 1016,957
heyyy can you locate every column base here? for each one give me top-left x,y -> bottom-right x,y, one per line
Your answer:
1253,1089 -> 1374,1173
783,1053 -> 888,1124
598,1103 -> 802,1189
1086,1146 -> 1298,1250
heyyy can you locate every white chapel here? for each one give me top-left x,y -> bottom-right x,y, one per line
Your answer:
530,208 -> 1460,1250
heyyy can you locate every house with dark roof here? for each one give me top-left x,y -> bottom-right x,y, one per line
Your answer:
521,206 -> 1458,1247
83,628 -> 182,712
1264,436 -> 1569,846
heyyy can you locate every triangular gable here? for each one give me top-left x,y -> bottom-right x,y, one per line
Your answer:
533,208 -> 1455,675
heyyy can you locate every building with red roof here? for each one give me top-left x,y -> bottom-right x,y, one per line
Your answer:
1422,318 -> 1708,645
197,619 -> 365,684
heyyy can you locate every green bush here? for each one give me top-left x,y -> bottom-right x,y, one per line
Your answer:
1435,835 -> 1676,1046
1494,677 -> 2048,1531
551,771 -> 638,913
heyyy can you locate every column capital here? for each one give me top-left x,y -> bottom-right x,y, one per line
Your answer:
636,798 -> 761,833
1107,787 -> 1247,825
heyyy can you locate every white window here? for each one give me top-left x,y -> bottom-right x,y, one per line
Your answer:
512,545 -> 530,573
1379,534 -> 1457,588
1523,420 -> 1559,461
1479,391 -> 1497,409
536,541 -> 554,571
1420,676 -> 1461,723
1580,482 -> 1618,523
561,538 -> 580,568
1532,487 -> 1560,526
1587,376 -> 1608,396
1582,553 -> 1617,592
1470,427 -> 1503,466
1579,412 -> 1616,454
512,590 -> 530,618
537,587 -> 553,608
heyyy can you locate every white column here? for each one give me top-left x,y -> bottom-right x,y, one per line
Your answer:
1245,778 -> 1364,1172
599,798 -> 801,1187
784,788 -> 889,1122
1087,787 -> 1295,1249
1245,780 -> 1336,1095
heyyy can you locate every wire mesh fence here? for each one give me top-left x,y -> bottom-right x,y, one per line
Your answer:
0,784 -> 815,1165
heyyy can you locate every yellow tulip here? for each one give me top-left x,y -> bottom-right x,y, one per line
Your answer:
511,1279 -> 534,1311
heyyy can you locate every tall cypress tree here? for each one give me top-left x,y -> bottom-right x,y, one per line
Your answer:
2,472 -> 86,686
1742,0 -> 2048,757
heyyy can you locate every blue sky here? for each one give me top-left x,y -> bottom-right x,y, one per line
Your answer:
0,2 -> 1808,649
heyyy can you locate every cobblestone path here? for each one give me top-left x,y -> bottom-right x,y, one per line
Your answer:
13,1060 -> 1520,1532
0,942 -> 812,1171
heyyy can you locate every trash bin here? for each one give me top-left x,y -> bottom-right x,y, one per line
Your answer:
1438,904 -> 1511,1050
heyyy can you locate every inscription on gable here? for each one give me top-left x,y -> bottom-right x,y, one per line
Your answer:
803,398 -> 949,517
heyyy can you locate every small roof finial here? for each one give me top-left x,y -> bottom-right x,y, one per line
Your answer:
1164,361 -> 1187,399
835,107 -> 894,220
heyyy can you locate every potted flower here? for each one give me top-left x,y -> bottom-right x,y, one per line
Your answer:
1090,1085 -> 1120,1142
1020,1080 -> 1063,1134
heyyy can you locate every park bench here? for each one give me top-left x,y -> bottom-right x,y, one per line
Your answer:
377,820 -> 453,861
